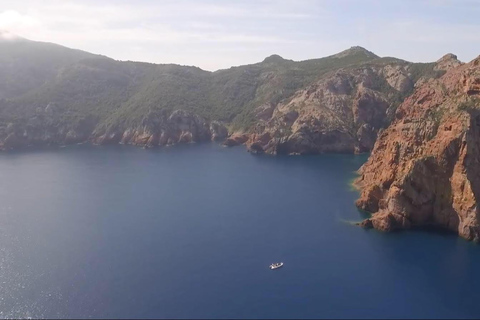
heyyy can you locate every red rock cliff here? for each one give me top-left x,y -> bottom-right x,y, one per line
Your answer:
354,56 -> 480,241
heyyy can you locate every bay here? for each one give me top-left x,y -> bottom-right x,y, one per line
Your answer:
0,143 -> 479,319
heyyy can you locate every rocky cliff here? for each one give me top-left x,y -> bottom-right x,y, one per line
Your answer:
0,106 -> 227,150
92,110 -> 227,147
354,56 -> 480,241
242,60 -> 440,155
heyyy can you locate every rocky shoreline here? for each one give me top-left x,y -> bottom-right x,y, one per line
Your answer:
0,109 -> 229,151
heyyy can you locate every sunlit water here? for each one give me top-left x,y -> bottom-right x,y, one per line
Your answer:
1,143 -> 479,319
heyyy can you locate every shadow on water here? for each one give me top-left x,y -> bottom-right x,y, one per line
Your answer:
409,224 -> 468,240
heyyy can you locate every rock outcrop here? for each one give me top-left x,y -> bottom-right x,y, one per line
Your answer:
382,65 -> 413,93
223,132 -> 249,147
354,56 -> 480,241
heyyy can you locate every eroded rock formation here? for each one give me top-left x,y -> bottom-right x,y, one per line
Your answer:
244,64 -> 416,155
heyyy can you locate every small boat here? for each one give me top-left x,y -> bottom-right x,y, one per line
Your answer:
269,262 -> 284,270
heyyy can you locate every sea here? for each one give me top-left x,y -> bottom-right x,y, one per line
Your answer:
1,143 -> 480,319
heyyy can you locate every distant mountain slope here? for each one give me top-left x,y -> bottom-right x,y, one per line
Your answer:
99,46 -> 383,132
0,36 -> 99,99
0,37 -> 451,151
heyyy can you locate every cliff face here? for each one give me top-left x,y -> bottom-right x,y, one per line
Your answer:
354,56 -> 480,241
244,63 -> 419,155
92,110 -> 227,147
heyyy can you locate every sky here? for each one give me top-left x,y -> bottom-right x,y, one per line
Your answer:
1,0 -> 479,71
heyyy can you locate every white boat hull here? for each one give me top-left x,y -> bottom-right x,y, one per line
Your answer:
269,262 -> 284,270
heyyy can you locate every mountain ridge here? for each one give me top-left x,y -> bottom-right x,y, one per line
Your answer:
0,35 -> 454,153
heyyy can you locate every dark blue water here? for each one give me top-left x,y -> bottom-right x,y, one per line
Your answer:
1,143 -> 480,319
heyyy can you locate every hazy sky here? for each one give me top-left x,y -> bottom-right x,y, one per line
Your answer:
1,0 -> 479,70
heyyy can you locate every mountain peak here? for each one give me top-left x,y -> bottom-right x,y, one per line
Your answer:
434,53 -> 462,71
262,54 -> 285,64
333,46 -> 379,59
0,30 -> 25,42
